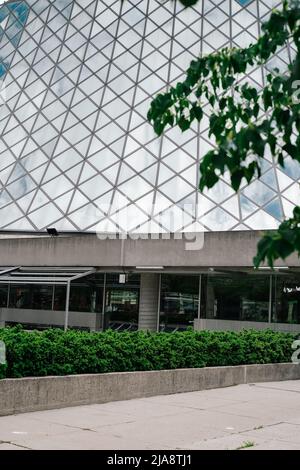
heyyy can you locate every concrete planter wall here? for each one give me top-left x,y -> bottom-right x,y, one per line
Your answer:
194,318 -> 300,334
0,363 -> 300,416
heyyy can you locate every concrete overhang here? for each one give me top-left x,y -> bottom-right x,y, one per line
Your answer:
0,231 -> 299,270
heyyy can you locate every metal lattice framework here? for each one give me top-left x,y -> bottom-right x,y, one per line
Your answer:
0,0 -> 297,233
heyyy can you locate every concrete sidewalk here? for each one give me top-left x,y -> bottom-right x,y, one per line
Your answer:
0,380 -> 300,450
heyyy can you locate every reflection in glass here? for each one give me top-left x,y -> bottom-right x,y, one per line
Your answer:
104,288 -> 139,331
69,273 -> 104,313
272,275 -> 300,324
53,285 -> 66,311
9,284 -> 53,310
104,273 -> 140,331
0,284 -> 8,307
160,274 -> 199,331
202,274 -> 270,322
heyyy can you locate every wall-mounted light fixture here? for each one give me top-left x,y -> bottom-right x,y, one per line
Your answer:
46,227 -> 59,237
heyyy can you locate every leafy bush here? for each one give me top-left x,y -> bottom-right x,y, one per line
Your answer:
0,325 -> 296,379
0,364 -> 6,380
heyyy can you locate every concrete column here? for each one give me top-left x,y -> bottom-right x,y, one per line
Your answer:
138,273 -> 160,331
206,282 -> 216,319
0,308 -> 4,328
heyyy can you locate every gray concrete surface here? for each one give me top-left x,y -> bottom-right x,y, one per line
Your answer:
2,364 -> 300,416
0,307 -> 96,330
0,231 -> 297,268
194,318 -> 300,334
0,380 -> 300,450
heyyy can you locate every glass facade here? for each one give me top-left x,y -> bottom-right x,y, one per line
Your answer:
69,273 -> 104,313
0,284 -> 8,307
160,274 -> 199,331
104,273 -> 140,331
159,273 -> 274,330
202,274 -> 270,322
1,272 -> 300,329
272,275 -> 300,324
0,271 -> 140,330
53,285 -> 66,311
0,0 -> 295,234
9,284 -> 53,310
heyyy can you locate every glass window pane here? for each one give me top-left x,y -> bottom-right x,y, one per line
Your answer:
32,285 -> 53,310
69,284 -> 94,312
9,284 -> 53,310
103,273 -> 140,331
202,274 -> 270,322
53,285 -> 66,311
272,275 -> 300,324
104,288 -> 139,331
69,273 -> 104,313
160,274 -> 199,331
0,284 -> 8,307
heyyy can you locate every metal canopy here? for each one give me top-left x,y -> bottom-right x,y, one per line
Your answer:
0,267 -> 95,285
0,267 -> 96,332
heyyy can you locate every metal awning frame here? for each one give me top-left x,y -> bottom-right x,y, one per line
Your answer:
0,267 -> 96,331
0,267 -> 96,285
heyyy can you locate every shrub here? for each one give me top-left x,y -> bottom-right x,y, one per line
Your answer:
0,364 -> 7,380
0,325 -> 296,379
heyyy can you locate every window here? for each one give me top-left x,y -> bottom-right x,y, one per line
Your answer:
160,274 -> 199,331
69,273 -> 104,313
104,289 -> 139,331
0,284 -> 8,307
202,274 -> 270,322
53,285 -> 66,311
9,285 -> 53,310
272,275 -> 300,324
104,273 -> 140,331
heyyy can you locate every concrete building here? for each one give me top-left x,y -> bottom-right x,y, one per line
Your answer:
0,0 -> 299,333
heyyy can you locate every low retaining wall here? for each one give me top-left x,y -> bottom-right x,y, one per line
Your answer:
194,318 -> 300,334
1,363 -> 300,416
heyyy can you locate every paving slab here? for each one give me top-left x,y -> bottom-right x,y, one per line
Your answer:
0,380 -> 300,450
0,442 -> 28,450
245,422 -> 300,444
181,432 -> 267,450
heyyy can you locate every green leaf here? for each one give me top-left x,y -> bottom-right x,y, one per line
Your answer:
153,120 -> 164,136
231,169 -> 244,192
192,104 -> 203,122
278,152 -> 285,167
251,132 -> 265,158
263,88 -> 273,110
178,116 -> 191,132
283,143 -> 298,159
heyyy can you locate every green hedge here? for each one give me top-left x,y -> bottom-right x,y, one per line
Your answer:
0,326 -> 296,379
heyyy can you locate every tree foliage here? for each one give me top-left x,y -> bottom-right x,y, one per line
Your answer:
148,0 -> 300,267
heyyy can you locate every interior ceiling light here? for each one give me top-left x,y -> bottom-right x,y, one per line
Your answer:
257,266 -> 289,270
135,266 -> 164,270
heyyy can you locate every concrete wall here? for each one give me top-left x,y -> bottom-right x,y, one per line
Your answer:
1,363 -> 300,416
138,273 -> 159,331
0,308 -> 96,330
0,231 -> 299,268
194,318 -> 300,334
